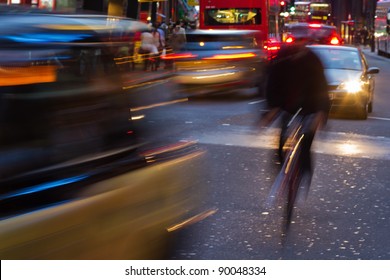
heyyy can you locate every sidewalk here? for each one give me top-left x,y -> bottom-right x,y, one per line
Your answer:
359,45 -> 388,61
360,45 -> 376,56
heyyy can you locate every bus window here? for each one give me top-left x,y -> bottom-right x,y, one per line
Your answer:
293,1 -> 310,22
308,2 -> 332,24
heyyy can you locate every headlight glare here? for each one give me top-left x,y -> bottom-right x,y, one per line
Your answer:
338,80 -> 363,94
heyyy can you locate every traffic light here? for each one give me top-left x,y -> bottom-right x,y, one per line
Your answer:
280,1 -> 286,12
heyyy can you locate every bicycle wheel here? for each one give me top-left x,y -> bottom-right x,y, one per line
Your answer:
281,133 -> 305,235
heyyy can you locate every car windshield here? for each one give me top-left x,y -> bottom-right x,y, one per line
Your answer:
311,48 -> 362,70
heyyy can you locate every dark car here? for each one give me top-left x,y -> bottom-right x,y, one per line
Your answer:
283,23 -> 342,45
308,45 -> 380,119
163,29 -> 267,96
0,12 -> 205,259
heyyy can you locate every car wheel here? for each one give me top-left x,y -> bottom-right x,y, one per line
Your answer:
357,103 -> 368,120
368,101 -> 373,113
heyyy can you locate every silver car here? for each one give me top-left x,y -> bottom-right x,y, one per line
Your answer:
308,45 -> 380,119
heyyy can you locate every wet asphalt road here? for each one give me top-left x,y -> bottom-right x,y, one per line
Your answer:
128,47 -> 390,260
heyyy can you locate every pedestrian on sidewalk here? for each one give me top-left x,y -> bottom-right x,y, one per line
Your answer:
164,22 -> 187,69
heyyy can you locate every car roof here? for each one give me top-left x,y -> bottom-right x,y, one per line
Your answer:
285,23 -> 337,30
186,29 -> 261,36
307,44 -> 359,52
0,13 -> 149,47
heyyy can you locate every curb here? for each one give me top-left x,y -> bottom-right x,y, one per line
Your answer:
121,63 -> 175,86
361,47 -> 389,61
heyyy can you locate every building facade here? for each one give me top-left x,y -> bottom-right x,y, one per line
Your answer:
3,0 -> 379,31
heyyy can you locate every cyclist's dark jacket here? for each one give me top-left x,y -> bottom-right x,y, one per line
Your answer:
265,44 -> 331,115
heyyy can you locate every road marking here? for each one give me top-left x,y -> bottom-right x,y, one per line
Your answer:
196,128 -> 390,160
250,99 -> 390,122
369,116 -> 390,121
248,100 -> 266,105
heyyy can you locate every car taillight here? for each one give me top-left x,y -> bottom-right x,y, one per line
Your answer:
330,36 -> 340,45
265,39 -> 281,52
267,46 -> 280,51
161,53 -> 198,60
202,53 -> 256,60
285,37 -> 294,44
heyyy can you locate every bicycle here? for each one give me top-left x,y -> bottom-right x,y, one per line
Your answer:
264,108 -> 324,237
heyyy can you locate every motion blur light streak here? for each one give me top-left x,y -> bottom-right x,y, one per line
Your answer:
193,72 -> 236,80
141,140 -> 198,159
167,208 -> 218,232
5,33 -> 92,43
130,115 -> 145,121
161,53 -> 198,60
0,65 -> 58,86
0,175 -> 89,200
130,98 -> 188,112
123,79 -> 169,90
38,24 -> 113,31
203,53 -> 256,60
222,45 -> 245,49
179,66 -> 236,72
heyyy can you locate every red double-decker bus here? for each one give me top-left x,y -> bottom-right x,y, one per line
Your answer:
375,0 -> 390,57
198,0 -> 281,49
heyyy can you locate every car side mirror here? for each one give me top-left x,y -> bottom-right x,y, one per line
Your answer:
367,67 -> 380,74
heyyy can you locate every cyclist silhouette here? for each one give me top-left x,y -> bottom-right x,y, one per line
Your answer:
263,41 -> 331,197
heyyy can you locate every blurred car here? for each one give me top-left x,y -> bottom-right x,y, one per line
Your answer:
282,23 -> 342,45
0,12 -> 206,259
308,45 -> 380,119
163,29 -> 267,96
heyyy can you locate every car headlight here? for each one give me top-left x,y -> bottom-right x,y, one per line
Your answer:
338,80 -> 363,94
